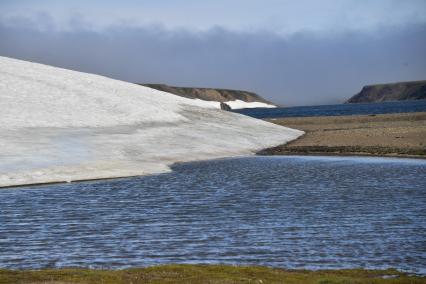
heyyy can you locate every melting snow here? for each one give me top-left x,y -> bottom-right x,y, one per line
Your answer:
0,56 -> 303,187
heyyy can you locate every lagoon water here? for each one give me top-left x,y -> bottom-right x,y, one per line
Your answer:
0,156 -> 425,273
234,100 -> 426,119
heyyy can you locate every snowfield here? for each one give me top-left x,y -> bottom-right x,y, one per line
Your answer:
0,56 -> 303,187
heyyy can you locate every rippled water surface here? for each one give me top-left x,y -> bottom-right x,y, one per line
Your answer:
1,156 -> 425,273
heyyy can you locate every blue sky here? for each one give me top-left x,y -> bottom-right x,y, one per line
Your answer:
1,0 -> 425,105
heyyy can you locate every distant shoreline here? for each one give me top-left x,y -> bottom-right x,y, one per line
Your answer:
258,146 -> 426,159
263,112 -> 426,159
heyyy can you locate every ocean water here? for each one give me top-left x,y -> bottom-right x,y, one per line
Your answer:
234,100 -> 426,119
1,156 -> 425,273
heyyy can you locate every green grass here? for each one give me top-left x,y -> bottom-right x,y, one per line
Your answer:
0,265 -> 424,284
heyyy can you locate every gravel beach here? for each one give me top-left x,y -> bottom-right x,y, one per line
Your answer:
261,112 -> 426,158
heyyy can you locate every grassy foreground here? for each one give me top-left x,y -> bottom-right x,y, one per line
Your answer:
0,265 -> 424,284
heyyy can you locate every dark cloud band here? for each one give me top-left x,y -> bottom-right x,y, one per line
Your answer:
1,20 -> 425,105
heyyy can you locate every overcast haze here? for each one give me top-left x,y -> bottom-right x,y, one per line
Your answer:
1,0 -> 426,105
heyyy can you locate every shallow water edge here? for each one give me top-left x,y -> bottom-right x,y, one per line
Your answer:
2,154 -> 425,189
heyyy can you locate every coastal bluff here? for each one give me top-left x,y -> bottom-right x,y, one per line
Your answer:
140,84 -> 276,109
346,80 -> 426,103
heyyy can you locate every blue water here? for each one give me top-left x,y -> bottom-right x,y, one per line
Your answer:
234,100 -> 426,119
1,156 -> 425,273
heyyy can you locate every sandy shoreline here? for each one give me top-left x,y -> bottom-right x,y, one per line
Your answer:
261,112 -> 426,158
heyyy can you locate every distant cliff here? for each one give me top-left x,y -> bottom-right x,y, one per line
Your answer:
140,84 -> 275,105
346,80 -> 426,103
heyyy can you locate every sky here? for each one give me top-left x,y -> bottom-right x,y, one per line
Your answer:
0,0 -> 425,106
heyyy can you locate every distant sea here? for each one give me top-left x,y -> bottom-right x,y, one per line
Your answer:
234,100 -> 426,119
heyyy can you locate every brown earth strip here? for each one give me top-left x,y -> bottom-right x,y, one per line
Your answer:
0,265 -> 424,284
262,112 -> 426,158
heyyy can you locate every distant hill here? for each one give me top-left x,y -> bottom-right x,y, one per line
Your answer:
140,84 -> 276,106
346,80 -> 426,103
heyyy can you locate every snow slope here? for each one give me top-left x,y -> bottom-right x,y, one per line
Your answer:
0,56 -> 303,187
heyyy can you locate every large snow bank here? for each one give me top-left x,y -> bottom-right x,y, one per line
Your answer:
0,56 -> 303,187
191,99 -> 276,109
226,100 -> 276,109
